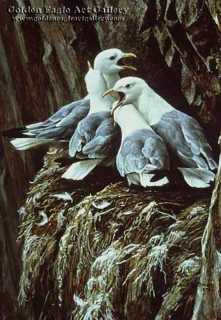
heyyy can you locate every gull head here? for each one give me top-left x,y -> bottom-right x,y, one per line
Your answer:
103,77 -> 147,112
94,48 -> 137,74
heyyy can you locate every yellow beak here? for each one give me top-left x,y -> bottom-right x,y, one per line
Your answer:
119,53 -> 137,71
123,53 -> 137,59
103,89 -> 125,114
102,89 -> 118,98
87,61 -> 92,70
110,100 -> 124,115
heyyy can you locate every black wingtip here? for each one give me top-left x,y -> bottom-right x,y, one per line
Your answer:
2,127 -> 27,138
54,156 -> 90,166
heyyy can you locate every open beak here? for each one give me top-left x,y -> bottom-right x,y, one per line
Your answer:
102,89 -> 117,98
103,89 -> 126,114
117,53 -> 137,71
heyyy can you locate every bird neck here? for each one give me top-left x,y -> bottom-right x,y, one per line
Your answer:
88,93 -> 112,115
103,73 -> 120,89
137,86 -> 174,125
114,104 -> 152,140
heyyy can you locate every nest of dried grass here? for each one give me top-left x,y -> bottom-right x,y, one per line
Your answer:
17,147 -> 220,320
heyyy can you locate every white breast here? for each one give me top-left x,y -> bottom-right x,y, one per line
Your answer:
114,104 -> 153,140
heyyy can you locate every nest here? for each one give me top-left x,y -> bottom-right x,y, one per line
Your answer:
18,147 -> 220,320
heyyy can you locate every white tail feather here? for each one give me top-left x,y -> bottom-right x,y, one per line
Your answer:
23,132 -> 37,136
62,159 -> 102,180
178,167 -> 215,188
11,138 -> 49,150
127,172 -> 169,187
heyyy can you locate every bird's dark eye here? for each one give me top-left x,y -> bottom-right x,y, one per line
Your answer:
125,84 -> 131,88
109,56 -> 116,60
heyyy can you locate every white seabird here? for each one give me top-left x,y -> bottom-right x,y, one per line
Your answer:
111,102 -> 170,187
104,77 -> 217,188
5,49 -> 136,151
62,64 -> 121,180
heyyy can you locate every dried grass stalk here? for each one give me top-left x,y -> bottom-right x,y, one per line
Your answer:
17,148 -> 213,320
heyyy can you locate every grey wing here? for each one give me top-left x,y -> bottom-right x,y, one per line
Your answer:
35,126 -> 74,141
117,129 -> 169,177
27,98 -> 89,132
31,100 -> 90,141
5,98 -> 89,141
83,117 -> 121,159
25,101 -> 82,131
43,98 -> 89,125
153,110 -> 217,170
179,112 -> 217,170
56,100 -> 90,127
68,112 -> 107,157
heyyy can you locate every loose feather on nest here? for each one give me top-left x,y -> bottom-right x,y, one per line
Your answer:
17,147 -> 214,320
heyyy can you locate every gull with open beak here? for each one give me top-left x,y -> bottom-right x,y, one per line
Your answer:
4,49 -> 136,151
103,77 -> 217,188
107,100 -> 170,187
